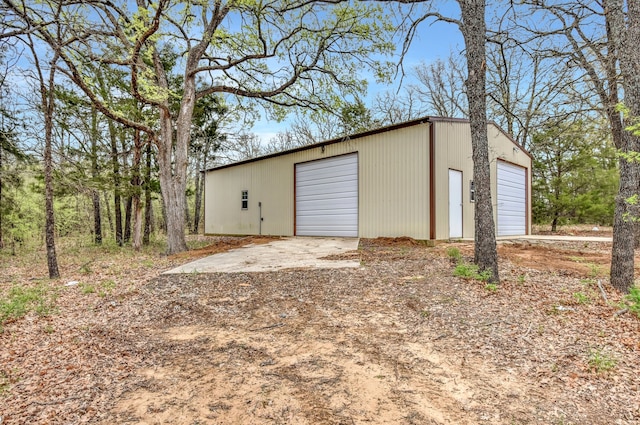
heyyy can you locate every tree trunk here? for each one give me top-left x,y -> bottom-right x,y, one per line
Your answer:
193,169 -> 203,234
193,145 -> 209,234
144,200 -> 153,244
132,197 -> 143,250
131,129 -> 143,251
153,51 -> 192,255
185,192 -> 191,234
103,190 -> 113,235
92,191 -> 102,244
552,184 -> 560,232
611,145 -> 637,292
90,107 -> 102,244
42,53 -> 60,278
158,164 -> 188,254
108,121 -> 123,246
159,192 -> 167,233
459,0 -> 499,283
124,196 -> 132,242
0,146 -> 4,250
635,215 -> 640,249
606,0 -> 639,292
143,141 -> 152,245
121,129 -> 132,243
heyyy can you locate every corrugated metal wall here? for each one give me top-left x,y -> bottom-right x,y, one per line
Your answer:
204,123 -> 431,238
358,127 -> 430,238
433,120 -> 532,239
204,119 -> 531,239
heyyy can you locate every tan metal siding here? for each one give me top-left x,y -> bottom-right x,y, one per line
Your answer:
205,124 -> 431,238
205,118 -> 531,240
433,121 -> 532,239
204,158 -> 294,235
432,121 -> 474,239
358,126 -> 430,238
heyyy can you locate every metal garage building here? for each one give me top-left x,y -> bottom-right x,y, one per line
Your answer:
203,117 -> 532,241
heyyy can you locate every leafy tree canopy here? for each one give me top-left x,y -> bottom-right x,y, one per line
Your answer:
532,119 -> 618,228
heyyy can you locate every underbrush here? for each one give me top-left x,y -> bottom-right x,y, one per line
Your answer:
448,246 -> 493,285
0,283 -> 57,332
625,286 -> 640,318
0,233 -> 220,331
0,233 -> 215,274
0,232 -> 213,261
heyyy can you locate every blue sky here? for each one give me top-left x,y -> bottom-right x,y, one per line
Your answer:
250,4 -> 466,143
4,1 -> 466,147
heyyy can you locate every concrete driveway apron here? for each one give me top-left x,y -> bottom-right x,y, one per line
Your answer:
165,237 -> 360,274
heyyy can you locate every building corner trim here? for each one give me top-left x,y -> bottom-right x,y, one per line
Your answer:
429,121 -> 436,240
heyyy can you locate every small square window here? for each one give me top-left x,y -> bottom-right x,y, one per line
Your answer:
241,190 -> 248,210
469,181 -> 475,202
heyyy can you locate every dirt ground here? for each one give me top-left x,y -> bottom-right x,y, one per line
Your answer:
1,236 -> 639,425
531,224 -> 613,237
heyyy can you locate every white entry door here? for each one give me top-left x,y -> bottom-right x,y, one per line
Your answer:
448,169 -> 463,238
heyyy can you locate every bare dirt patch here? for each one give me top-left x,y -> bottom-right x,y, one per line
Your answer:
532,224 -> 613,237
1,237 -> 639,424
499,242 -> 614,276
444,239 -> 630,277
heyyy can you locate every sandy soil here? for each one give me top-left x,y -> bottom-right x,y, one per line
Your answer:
1,236 -> 639,425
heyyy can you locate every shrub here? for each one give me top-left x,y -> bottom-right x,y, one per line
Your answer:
453,263 -> 491,282
446,247 -> 462,261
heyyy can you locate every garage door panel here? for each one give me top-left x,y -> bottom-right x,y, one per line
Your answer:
295,153 -> 358,237
297,192 -> 357,202
298,155 -> 355,170
298,162 -> 355,174
297,181 -> 358,196
497,161 -> 526,236
297,176 -> 354,186
500,199 -> 525,208
298,179 -> 358,191
297,204 -> 358,214
295,228 -> 356,237
499,180 -> 524,190
297,215 -> 357,226
298,206 -> 358,217
297,192 -> 358,204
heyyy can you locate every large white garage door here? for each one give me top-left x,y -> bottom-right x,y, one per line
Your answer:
497,161 -> 527,236
295,153 -> 358,237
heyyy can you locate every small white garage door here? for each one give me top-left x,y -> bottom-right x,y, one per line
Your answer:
295,153 -> 358,237
497,161 -> 527,236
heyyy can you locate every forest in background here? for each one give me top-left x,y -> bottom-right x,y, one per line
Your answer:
0,44 -> 620,249
0,0 -> 637,289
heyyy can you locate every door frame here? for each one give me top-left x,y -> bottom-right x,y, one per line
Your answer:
448,168 -> 463,239
294,152 -> 359,237
496,159 -> 528,236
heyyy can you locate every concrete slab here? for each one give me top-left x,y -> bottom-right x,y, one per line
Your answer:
165,237 -> 360,274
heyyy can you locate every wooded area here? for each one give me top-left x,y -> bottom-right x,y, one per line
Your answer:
0,0 -> 638,291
